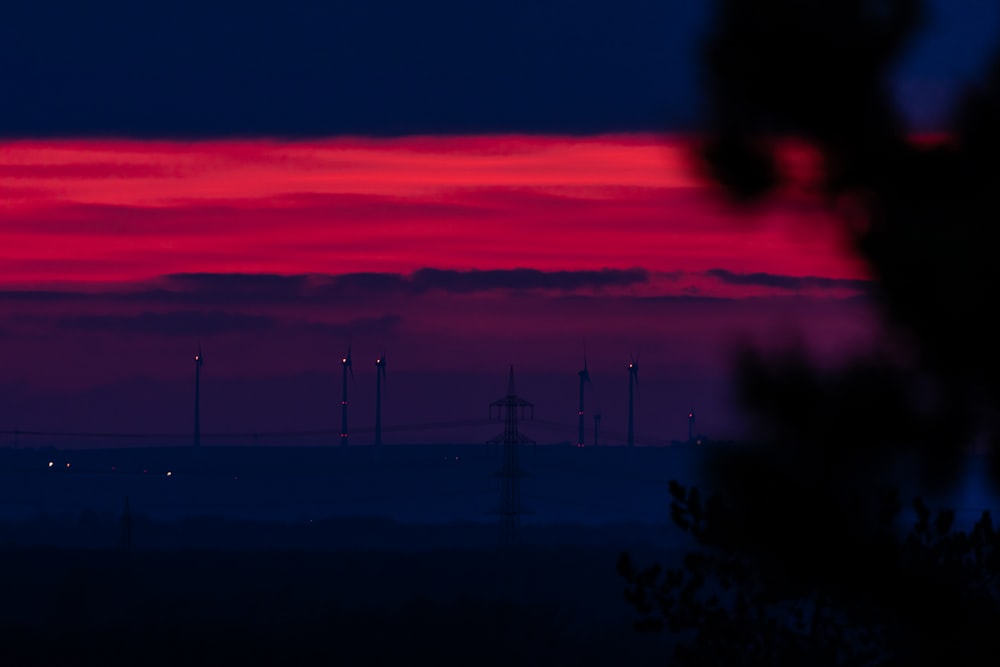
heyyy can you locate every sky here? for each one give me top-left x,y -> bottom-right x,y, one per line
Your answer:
1,0 -> 997,446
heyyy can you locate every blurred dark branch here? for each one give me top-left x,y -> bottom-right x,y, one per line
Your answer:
622,1 -> 1000,664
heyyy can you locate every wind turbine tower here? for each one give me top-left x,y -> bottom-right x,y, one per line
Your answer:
340,345 -> 353,445
688,409 -> 696,443
577,356 -> 590,447
375,353 -> 386,446
488,366 -> 535,548
193,345 -> 203,448
627,355 -> 638,447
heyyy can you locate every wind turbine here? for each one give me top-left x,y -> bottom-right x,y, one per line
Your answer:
688,409 -> 696,443
577,355 -> 590,447
193,344 -> 204,448
627,354 -> 639,447
375,352 -> 386,446
340,344 -> 353,445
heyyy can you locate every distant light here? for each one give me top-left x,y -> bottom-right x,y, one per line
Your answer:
697,440 -> 702,446
65,463 -> 70,468
455,456 -> 459,461
47,461 -> 53,468
194,355 -> 200,361
376,359 -> 381,364
166,471 -> 173,477
342,358 -> 347,363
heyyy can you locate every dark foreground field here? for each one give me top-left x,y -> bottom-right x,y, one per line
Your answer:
0,444 -> 687,665
0,542 -> 673,667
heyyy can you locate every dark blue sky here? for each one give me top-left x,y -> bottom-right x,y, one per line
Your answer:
1,0 -> 996,137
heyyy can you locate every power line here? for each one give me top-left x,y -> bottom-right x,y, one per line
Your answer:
530,419 -> 678,446
0,417 -> 682,447
0,418 -> 493,442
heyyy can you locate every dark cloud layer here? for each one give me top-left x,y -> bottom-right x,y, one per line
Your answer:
408,268 -> 649,293
161,268 -> 651,303
0,268 -> 875,312
706,269 -> 871,292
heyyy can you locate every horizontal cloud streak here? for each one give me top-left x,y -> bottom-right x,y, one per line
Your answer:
0,267 -> 878,310
131,268 -> 652,304
0,136 -> 861,286
706,269 -> 871,292
409,268 -> 648,293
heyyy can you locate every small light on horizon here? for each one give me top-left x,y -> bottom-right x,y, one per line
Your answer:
65,463 -> 70,468
47,461 -> 53,468
166,471 -> 173,477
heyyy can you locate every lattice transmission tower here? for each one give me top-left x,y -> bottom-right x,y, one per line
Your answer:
488,366 -> 534,548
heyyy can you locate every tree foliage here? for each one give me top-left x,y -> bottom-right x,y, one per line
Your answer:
621,484 -> 1000,665
621,1 -> 1000,664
